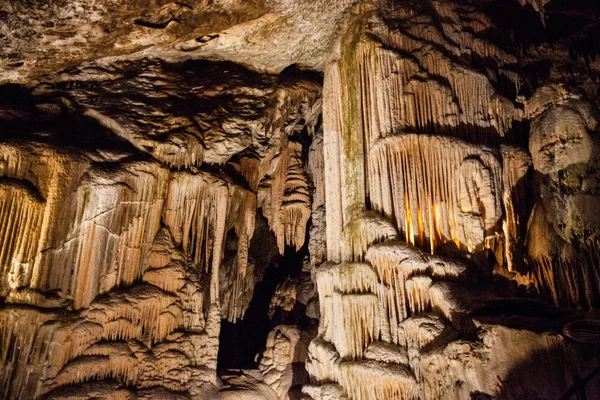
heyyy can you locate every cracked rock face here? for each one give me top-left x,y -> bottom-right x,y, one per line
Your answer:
1,0 -> 600,399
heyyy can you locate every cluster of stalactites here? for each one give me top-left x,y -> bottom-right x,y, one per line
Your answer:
528,242 -> 600,309
84,284 -> 181,344
323,4 -> 521,262
278,141 -> 311,253
164,171 -> 258,322
310,239 -> 465,399
163,172 -> 229,276
1,183 -> 44,293
260,140 -> 312,254
316,262 -> 380,359
0,142 -> 172,309
338,360 -> 418,400
369,134 -> 503,254
366,241 -> 464,344
0,140 -> 261,321
315,241 -> 465,360
0,309 -> 56,396
63,162 -> 168,309
0,227 -> 221,398
232,79 -> 320,259
337,6 -> 520,151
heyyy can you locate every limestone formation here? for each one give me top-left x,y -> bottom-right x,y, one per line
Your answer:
2,0 -> 600,399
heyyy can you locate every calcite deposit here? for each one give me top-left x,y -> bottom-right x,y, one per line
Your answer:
1,0 -> 600,399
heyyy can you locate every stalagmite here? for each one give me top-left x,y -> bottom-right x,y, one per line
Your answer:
258,324 -> 314,398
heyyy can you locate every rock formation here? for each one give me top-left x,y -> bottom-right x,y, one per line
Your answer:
1,0 -> 600,399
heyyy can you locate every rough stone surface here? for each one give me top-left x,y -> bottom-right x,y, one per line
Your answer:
1,0 -> 600,399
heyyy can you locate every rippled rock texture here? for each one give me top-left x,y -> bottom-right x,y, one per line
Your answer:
1,0 -> 600,399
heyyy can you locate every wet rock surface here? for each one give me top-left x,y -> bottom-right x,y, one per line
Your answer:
1,0 -> 600,399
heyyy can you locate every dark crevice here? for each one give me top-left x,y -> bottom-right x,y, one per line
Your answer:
217,243 -> 308,371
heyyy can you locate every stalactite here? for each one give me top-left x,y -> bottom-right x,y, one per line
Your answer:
223,185 -> 257,322
67,322 -> 105,361
333,293 -> 380,359
338,360 -> 418,400
45,354 -> 140,393
315,262 -> 378,346
365,240 -> 464,343
322,3 -> 521,266
163,171 -> 229,273
257,77 -> 320,257
308,130 -> 328,269
1,183 -> 44,294
142,263 -> 187,294
370,4 -> 520,141
84,284 -> 180,343
405,276 -> 433,315
0,308 -> 57,397
528,241 -> 600,309
0,268 -> 220,398
397,313 -> 446,352
519,86 -> 600,309
0,143 -> 180,311
500,146 -> 531,272
331,263 -> 378,295
306,3 -> 600,399
0,52 -> 324,400
67,162 -> 168,309
151,134 -> 205,170
261,140 -> 311,254
264,81 -> 322,142
369,134 -> 503,254
328,5 -> 520,154
314,261 -> 381,360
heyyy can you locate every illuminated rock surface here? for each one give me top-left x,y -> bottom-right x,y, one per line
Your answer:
1,0 -> 600,399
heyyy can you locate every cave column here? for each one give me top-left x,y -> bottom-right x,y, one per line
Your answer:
324,15 -> 369,263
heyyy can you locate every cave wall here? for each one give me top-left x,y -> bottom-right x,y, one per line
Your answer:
1,0 -> 600,399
